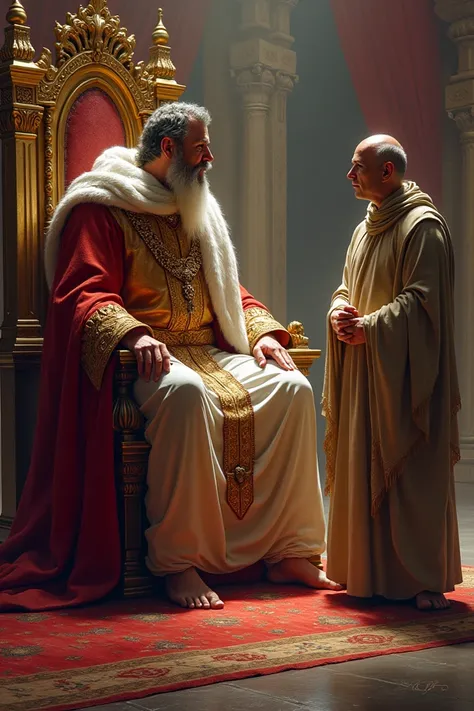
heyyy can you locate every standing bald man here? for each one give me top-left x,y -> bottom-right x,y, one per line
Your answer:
323,135 -> 462,610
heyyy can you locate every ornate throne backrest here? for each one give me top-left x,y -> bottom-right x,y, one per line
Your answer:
0,0 -> 185,348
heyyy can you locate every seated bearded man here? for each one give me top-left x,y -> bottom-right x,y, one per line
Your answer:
0,102 -> 340,612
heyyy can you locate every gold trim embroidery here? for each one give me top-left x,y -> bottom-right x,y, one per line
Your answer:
82,303 -> 152,390
189,271 -> 206,331
156,214 -> 205,331
153,214 -> 190,332
244,307 -> 290,352
152,328 -> 215,347
124,211 -> 202,314
172,346 -> 255,519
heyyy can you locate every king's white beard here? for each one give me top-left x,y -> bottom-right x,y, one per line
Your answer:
166,159 -> 211,239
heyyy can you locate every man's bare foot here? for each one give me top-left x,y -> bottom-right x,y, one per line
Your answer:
415,591 -> 450,611
267,558 -> 344,590
165,568 -> 224,609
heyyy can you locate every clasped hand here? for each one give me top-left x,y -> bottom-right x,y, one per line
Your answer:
330,305 -> 366,345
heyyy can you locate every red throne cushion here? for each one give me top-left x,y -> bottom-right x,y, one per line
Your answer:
65,88 -> 126,186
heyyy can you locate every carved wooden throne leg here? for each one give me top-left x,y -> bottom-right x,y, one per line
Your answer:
114,351 -> 153,598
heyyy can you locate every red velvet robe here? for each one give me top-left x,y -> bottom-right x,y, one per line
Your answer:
0,204 -> 288,611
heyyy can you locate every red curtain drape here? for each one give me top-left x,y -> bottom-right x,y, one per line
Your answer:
27,0 -> 212,86
330,0 -> 443,205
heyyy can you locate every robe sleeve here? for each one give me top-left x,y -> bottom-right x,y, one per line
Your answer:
52,205 -> 153,389
329,263 -> 351,315
362,219 -> 460,511
240,285 -> 291,349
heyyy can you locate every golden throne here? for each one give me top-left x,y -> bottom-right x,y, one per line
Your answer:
0,0 -> 320,598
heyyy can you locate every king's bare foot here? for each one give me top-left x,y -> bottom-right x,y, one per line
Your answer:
415,591 -> 450,611
165,568 -> 224,609
267,557 -> 344,590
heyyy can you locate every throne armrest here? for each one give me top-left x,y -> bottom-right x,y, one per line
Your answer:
287,321 -> 321,376
113,350 -> 142,438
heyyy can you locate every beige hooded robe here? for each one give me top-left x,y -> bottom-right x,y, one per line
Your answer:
323,182 -> 462,598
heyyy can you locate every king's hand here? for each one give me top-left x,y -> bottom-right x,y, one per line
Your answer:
121,328 -> 171,381
253,334 -> 296,371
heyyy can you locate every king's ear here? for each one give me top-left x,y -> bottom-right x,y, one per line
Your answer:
161,137 -> 174,160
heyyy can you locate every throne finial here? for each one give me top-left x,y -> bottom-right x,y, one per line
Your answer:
152,8 -> 170,46
6,0 -> 27,26
146,7 -> 176,81
1,0 -> 34,63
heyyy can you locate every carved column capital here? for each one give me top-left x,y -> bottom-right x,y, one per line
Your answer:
0,104 -> 44,136
447,16 -> 474,41
233,63 -> 276,109
0,76 -> 45,137
275,69 -> 297,92
435,0 -> 474,24
13,107 -> 43,133
449,106 -> 474,137
437,0 -> 474,116
230,38 -> 297,90
0,5 -> 47,138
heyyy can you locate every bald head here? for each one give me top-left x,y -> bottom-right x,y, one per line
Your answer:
348,135 -> 407,206
357,134 -> 402,151
357,135 -> 407,177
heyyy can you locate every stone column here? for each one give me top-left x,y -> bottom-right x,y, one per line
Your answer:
235,62 -> 275,307
436,0 -> 474,482
230,0 -> 298,320
269,0 -> 298,324
200,0 -> 240,246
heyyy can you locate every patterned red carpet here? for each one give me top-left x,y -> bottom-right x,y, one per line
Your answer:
1,568 -> 474,711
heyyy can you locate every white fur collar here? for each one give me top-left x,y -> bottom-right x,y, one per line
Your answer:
44,146 -> 250,355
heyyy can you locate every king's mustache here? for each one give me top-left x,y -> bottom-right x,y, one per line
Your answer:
191,161 -> 211,176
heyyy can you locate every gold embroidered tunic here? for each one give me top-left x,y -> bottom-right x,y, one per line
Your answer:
118,210 -> 215,335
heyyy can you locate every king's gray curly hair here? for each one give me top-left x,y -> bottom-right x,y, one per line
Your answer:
136,102 -> 211,168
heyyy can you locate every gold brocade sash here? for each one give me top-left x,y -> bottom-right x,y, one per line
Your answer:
153,327 -> 215,347
152,332 -> 255,519
171,345 -> 255,520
